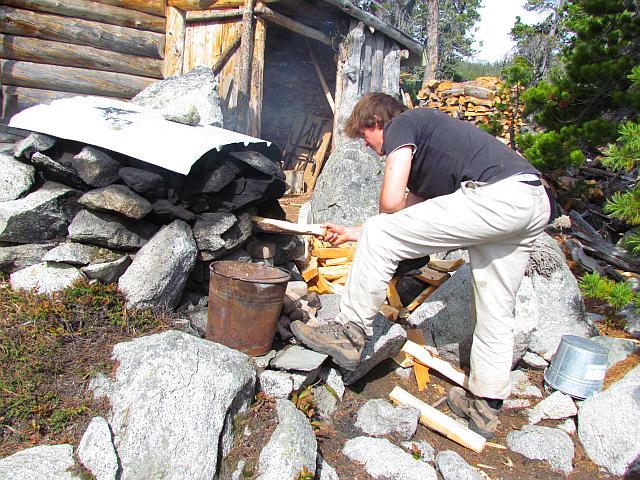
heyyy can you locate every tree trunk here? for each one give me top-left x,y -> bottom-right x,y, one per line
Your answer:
93,0 -> 165,17
421,0 -> 438,87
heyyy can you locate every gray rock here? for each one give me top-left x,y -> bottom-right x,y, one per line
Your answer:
151,199 -> 195,222
68,209 -> 158,251
0,243 -> 54,273
182,158 -> 239,195
401,440 -> 436,462
436,450 -> 484,480
132,65 -> 224,127
43,242 -> 120,266
591,335 -> 638,368
13,132 -> 56,159
557,418 -> 576,435
78,184 -> 152,220
269,234 -> 305,265
0,444 -> 81,480
408,264 -> 537,367
220,248 -> 252,262
81,255 -> 131,283
229,151 -> 283,178
504,398 -> 531,410
72,146 -> 121,188
31,152 -> 87,189
316,293 -> 342,322
10,262 -> 86,294
507,425 -> 574,474
342,314 -> 407,385
163,104 -> 200,125
77,416 -> 119,480
221,212 -> 253,252
253,350 -> 277,369
355,398 -> 419,440
118,220 -> 197,309
310,139 -> 383,226
101,330 -> 255,480
193,212 -> 236,251
0,153 -> 35,201
510,369 -> 543,398
528,235 -> 595,358
316,454 -> 339,480
521,351 -> 549,370
270,345 -> 328,371
285,280 -> 309,300
258,370 -> 294,398
578,364 -> 640,475
312,384 -> 338,419
119,167 -> 166,199
320,367 -> 345,400
257,399 -> 317,479
527,391 -> 576,424
620,305 -> 640,339
186,305 -> 208,337
0,181 -> 80,243
342,436 -> 437,480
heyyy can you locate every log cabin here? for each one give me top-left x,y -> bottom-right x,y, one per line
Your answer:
0,0 -> 423,159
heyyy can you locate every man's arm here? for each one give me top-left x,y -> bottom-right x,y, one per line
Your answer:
379,145 -> 414,213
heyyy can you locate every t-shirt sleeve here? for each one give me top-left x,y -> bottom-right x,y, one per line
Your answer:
383,115 -> 417,155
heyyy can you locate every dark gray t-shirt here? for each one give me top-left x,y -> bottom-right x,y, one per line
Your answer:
382,108 -> 540,200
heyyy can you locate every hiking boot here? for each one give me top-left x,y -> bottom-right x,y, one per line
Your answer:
446,386 -> 501,439
290,320 -> 365,371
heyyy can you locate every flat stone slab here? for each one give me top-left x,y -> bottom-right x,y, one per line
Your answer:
401,440 -> 436,463
521,351 -> 549,370
590,335 -> 638,368
436,450 -> 484,480
81,255 -> 131,284
72,146 -> 121,188
510,369 -> 543,398
258,370 -> 295,399
0,153 -> 35,201
13,132 -> 56,159
77,416 -> 119,480
355,399 -> 419,440
10,262 -> 85,295
0,243 -> 54,273
43,242 -> 120,266
527,391 -> 577,424
270,345 -> 328,372
342,436 -> 437,480
0,444 -> 81,480
507,425 -> 574,475
78,184 -> 152,220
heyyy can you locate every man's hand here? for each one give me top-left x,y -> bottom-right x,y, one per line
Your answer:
320,223 -> 362,246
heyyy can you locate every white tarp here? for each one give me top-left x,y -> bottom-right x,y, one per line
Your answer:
8,96 -> 271,175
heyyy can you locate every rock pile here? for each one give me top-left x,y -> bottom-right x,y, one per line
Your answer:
0,118 -> 296,308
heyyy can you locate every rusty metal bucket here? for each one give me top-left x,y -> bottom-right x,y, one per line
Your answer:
207,260 -> 290,356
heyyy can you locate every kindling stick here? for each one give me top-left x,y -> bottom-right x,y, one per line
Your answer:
251,216 -> 325,237
402,340 -> 470,389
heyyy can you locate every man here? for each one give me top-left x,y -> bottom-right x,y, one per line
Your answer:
290,93 -> 550,439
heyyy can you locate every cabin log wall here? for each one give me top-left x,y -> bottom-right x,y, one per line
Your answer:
0,0 -> 166,121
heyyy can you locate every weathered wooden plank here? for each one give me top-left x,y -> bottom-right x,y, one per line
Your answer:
163,6 -> 185,77
235,0 -> 256,133
0,6 -> 165,59
1,0 -> 165,33
1,60 -> 154,98
0,34 -> 163,78
370,32 -> 384,92
382,41 -> 400,96
211,31 -> 240,74
254,4 -> 332,48
360,35 -> 372,95
92,0 -> 165,17
169,0 -> 275,9
185,8 -> 242,21
248,13 -> 265,137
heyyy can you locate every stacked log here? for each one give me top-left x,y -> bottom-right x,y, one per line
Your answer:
0,130 -> 302,309
0,1 -> 167,120
417,76 -> 525,145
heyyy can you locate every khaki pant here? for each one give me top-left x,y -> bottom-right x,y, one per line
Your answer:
337,178 -> 551,399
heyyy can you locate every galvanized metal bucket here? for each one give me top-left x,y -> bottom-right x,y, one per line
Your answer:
207,260 -> 291,356
544,335 -> 609,399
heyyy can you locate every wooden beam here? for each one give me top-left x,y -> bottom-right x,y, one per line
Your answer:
304,130 -> 332,192
251,216 -> 325,237
185,8 -> 243,21
1,0 -> 165,33
0,6 -> 165,59
401,340 -> 470,389
1,60 -> 155,98
234,0 -> 256,133
211,32 -> 241,74
305,39 -> 334,113
0,34 -> 163,79
390,386 -> 486,453
254,4 -> 332,48
382,42 -> 400,96
321,0 -> 423,58
169,0 -> 275,9
163,6 -> 185,77
93,0 -> 165,17
248,11 -> 266,137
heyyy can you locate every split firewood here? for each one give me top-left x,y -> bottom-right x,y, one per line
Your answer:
390,386 -> 486,453
415,266 -> 451,286
380,304 -> 400,321
311,247 -> 355,259
402,340 -> 470,389
387,277 -> 403,309
406,286 -> 436,312
428,258 -> 465,272
318,264 -> 351,280
301,256 -> 318,282
252,216 -> 325,236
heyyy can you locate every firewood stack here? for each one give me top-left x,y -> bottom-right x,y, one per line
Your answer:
417,76 -> 525,146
